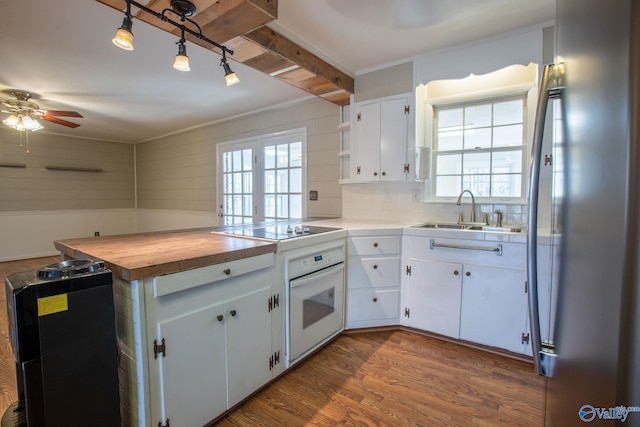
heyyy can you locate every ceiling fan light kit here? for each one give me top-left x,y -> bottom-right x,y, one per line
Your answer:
113,0 -> 238,84
1,91 -> 83,134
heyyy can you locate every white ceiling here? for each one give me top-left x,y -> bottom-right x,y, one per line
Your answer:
0,0 -> 555,144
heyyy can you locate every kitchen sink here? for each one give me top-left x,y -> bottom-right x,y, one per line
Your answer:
411,223 -> 523,233
411,223 -> 469,230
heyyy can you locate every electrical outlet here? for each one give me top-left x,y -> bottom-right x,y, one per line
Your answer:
412,188 -> 421,202
384,189 -> 392,203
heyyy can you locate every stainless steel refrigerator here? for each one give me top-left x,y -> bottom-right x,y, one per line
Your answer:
527,0 -> 640,425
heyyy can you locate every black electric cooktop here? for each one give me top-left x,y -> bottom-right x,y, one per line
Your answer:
225,222 -> 341,240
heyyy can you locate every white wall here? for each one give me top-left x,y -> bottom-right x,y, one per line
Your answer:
0,209 -> 137,261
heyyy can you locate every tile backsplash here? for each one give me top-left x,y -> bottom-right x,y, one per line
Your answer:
341,182 -> 527,226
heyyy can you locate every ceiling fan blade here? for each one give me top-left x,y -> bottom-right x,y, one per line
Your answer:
44,110 -> 83,118
43,115 -> 81,128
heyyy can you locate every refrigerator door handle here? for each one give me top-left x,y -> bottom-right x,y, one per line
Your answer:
527,63 -> 559,377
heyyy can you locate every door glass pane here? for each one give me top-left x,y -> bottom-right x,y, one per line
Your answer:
290,195 -> 302,218
290,142 -> 302,167
290,168 -> 302,192
277,170 -> 289,192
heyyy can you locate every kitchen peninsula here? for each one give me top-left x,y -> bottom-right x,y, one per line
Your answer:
55,228 -> 280,427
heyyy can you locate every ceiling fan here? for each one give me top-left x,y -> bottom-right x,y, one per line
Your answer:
2,91 -> 83,131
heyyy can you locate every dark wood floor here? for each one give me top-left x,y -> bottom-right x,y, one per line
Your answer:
1,257 -> 545,426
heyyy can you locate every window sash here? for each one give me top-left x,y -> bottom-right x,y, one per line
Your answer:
433,95 -> 526,200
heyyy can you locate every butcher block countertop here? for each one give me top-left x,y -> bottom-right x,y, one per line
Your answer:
54,228 -> 277,281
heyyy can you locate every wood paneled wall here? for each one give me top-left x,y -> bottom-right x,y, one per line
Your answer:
0,129 -> 135,211
135,97 -> 342,217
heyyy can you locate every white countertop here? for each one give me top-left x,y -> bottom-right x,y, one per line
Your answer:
307,218 -> 528,243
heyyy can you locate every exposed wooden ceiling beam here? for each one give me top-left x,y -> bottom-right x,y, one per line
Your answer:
96,0 -> 353,106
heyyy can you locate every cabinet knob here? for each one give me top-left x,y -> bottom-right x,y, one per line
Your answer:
381,171 -> 386,176
223,268 -> 231,275
373,264 -> 378,269
230,309 -> 237,317
373,242 -> 378,248
466,271 -> 471,277
454,270 -> 459,275
374,172 -> 378,176
217,314 -> 224,322
373,297 -> 378,302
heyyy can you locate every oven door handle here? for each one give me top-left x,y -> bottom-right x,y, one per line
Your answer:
290,263 -> 344,289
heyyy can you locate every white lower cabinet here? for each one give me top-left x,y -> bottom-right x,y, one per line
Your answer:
401,234 -> 529,355
403,258 -> 462,338
347,233 -> 402,328
459,265 -> 528,353
143,253 -> 279,427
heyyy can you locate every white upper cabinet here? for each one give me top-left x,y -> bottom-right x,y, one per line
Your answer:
351,93 -> 413,182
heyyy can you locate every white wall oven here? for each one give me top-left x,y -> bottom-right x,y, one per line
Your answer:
287,242 -> 345,365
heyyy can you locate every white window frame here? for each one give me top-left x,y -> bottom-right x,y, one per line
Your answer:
431,94 -> 528,201
216,128 -> 307,225
417,63 -> 538,204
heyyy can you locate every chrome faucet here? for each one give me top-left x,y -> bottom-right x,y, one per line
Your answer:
456,189 -> 476,223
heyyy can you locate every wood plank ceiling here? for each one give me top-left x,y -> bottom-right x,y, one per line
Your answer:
96,0 -> 354,105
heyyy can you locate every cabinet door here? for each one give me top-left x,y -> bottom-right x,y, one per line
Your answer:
404,259 -> 462,338
380,97 -> 409,181
156,303 -> 227,426
352,101 -> 381,182
226,286 -> 272,408
459,265 -> 528,353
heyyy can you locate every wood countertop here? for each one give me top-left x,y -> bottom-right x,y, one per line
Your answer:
54,229 -> 277,281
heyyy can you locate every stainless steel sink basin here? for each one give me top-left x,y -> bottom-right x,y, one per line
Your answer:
411,223 -> 523,233
412,223 -> 469,230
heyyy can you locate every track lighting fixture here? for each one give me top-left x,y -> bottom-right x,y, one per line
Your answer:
112,0 -> 237,83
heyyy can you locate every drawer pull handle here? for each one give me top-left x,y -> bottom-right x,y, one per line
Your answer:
454,270 -> 459,276
373,264 -> 378,269
373,243 -> 378,248
217,315 -> 224,322
373,297 -> 378,302
230,309 -> 237,317
223,268 -> 231,275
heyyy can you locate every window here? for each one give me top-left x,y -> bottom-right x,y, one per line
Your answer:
218,129 -> 306,225
433,96 -> 526,199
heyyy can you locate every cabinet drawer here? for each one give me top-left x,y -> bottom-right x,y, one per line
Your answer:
153,253 -> 275,297
348,289 -> 400,322
348,257 -> 400,289
349,236 -> 401,256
